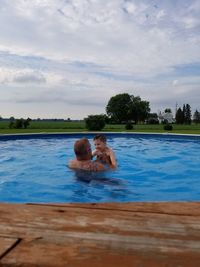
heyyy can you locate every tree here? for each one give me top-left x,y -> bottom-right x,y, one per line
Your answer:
106,93 -> 150,124
23,118 -> 31,128
9,121 -> 15,129
164,108 -> 172,113
106,93 -> 132,123
193,110 -> 200,123
183,104 -> 186,123
15,119 -> 24,128
185,104 -> 191,124
8,117 -> 31,129
175,108 -> 184,124
85,114 -> 105,131
129,95 -> 150,123
9,116 -> 15,122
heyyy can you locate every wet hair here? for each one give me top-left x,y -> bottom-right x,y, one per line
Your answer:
93,134 -> 107,143
74,138 -> 91,160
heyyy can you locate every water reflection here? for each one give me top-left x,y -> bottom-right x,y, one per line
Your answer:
74,169 -> 123,186
68,169 -> 132,203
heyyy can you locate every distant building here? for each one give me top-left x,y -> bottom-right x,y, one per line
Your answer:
158,111 -> 175,123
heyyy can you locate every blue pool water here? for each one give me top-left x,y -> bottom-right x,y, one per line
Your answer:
0,133 -> 200,203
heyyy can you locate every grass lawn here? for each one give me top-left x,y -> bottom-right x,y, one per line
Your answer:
0,120 -> 200,134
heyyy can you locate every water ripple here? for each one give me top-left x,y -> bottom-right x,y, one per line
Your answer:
0,135 -> 200,203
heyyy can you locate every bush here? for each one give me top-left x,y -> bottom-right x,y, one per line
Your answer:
163,124 -> 173,131
9,121 -> 15,129
125,122 -> 133,130
9,118 -> 31,129
16,119 -> 25,128
85,115 -> 105,131
23,118 -> 31,128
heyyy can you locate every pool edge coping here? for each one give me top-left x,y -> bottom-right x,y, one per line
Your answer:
0,131 -> 200,138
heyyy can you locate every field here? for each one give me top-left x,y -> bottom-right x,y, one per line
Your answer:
0,120 -> 200,134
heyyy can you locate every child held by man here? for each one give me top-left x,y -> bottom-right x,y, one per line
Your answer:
92,134 -> 117,169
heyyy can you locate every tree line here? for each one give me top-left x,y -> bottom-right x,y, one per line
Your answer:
1,93 -> 200,130
85,93 -> 200,130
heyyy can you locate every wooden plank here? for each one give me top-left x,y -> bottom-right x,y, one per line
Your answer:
2,237 -> 200,267
0,202 -> 200,266
0,203 -> 200,239
42,202 -> 200,215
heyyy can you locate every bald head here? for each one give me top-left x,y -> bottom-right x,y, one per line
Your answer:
74,138 -> 92,160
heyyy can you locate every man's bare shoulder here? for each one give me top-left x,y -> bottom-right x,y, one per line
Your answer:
68,159 -> 78,169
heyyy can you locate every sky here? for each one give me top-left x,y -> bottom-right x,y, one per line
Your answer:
0,0 -> 200,119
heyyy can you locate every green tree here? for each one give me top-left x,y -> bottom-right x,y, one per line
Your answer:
164,108 -> 172,113
23,118 -> 31,128
175,108 -> 184,124
9,117 -> 31,129
106,93 -> 132,123
106,93 -> 150,124
185,104 -> 191,124
9,116 -> 15,122
183,104 -> 186,123
129,96 -> 150,123
193,109 -> 200,123
15,119 -> 24,128
9,121 -> 15,129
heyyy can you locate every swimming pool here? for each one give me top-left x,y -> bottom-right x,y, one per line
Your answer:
0,133 -> 200,203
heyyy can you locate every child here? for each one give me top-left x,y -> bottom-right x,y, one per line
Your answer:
92,134 -> 117,169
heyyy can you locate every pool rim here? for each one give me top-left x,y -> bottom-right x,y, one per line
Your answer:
0,131 -> 200,141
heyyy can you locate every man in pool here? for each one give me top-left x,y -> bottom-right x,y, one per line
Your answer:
69,138 -> 109,171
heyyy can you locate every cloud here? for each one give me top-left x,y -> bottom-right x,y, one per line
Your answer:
172,80 -> 179,86
13,71 -> 46,84
0,0 -> 199,118
0,67 -> 46,84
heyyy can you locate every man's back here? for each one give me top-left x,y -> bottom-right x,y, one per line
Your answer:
69,159 -> 105,172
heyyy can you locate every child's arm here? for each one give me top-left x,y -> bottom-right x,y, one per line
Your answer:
92,150 -> 97,157
92,149 -> 102,159
108,148 -> 117,169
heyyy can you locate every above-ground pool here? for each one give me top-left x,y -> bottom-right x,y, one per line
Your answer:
0,133 -> 200,203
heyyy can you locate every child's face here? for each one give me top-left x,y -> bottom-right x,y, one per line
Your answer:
94,139 -> 106,151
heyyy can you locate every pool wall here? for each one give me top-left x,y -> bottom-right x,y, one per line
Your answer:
1,132 -> 200,141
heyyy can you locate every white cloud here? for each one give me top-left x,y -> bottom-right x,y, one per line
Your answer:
172,80 -> 179,86
0,0 -> 199,119
156,10 -> 165,20
13,71 -> 46,84
123,1 -> 137,14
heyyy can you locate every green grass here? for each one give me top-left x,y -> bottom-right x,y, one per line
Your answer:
0,121 -> 200,135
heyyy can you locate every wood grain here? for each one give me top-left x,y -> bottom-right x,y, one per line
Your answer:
0,202 -> 200,266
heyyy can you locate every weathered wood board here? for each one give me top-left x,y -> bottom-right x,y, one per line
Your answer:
0,202 -> 200,266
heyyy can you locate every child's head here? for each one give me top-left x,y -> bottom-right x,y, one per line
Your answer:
93,135 -> 107,151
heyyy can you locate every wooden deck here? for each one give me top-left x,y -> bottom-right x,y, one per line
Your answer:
0,202 -> 200,266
